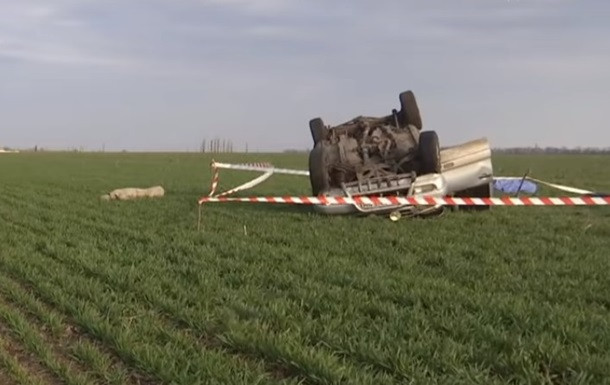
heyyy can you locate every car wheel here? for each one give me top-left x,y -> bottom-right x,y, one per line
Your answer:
399,91 -> 423,130
309,118 -> 327,145
418,130 -> 441,174
308,143 -> 331,195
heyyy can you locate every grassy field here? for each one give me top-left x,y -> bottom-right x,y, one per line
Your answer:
0,151 -> 609,385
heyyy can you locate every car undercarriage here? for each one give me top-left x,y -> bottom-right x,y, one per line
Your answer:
307,90 -> 494,217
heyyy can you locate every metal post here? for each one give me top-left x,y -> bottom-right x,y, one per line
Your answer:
516,168 -> 530,197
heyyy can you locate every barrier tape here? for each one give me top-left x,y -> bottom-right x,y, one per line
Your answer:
211,161 -> 309,176
198,195 -> 610,206
208,161 -> 607,196
494,176 -> 597,195
208,166 -> 220,196
208,161 -> 278,197
201,161 -> 610,209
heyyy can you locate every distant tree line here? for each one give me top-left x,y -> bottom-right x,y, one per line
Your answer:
201,138 -> 240,153
283,149 -> 309,154
492,146 -> 610,155
6,143 -> 609,154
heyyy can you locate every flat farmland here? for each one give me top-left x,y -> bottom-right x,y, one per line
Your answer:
0,152 -> 609,385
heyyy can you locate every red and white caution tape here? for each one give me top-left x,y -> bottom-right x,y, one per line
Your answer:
198,195 -> 610,206
202,160 -> 609,209
496,176 -> 596,195
208,166 -> 220,196
208,160 -> 308,197
215,170 -> 274,197
211,161 -> 309,176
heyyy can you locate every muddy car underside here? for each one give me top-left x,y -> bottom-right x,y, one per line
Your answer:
307,90 -> 494,216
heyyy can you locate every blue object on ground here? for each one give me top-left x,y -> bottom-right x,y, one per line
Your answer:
493,179 -> 538,194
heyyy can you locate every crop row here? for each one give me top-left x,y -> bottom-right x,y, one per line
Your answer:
2,183 -> 610,383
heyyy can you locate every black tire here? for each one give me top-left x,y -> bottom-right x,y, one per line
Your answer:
309,118 -> 327,145
399,91 -> 423,130
308,143 -> 330,195
418,130 -> 441,174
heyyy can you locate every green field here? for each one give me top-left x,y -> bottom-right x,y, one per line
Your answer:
0,152 -> 609,385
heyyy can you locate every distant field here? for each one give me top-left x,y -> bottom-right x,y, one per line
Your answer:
0,152 -> 609,385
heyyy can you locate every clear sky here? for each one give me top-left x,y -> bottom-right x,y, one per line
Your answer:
1,0 -> 609,151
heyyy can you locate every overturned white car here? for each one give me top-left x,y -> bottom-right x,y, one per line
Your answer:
307,90 -> 494,217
